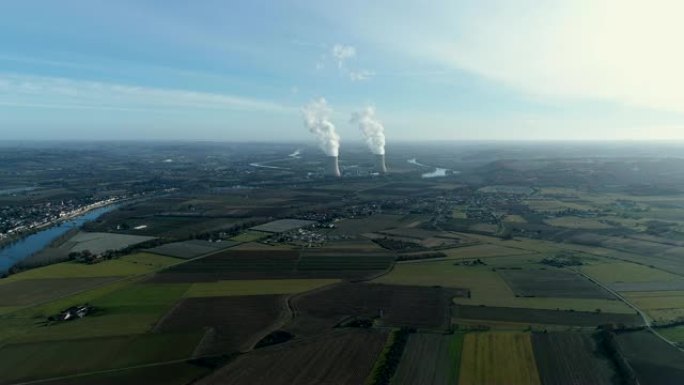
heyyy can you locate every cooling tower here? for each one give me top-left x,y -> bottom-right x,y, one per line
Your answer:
327,156 -> 341,177
374,154 -> 388,174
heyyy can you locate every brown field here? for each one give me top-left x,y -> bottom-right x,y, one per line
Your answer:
196,330 -> 388,385
149,249 -> 392,282
458,332 -> 541,385
454,305 -> 642,327
288,283 -> 461,336
617,330 -> 684,385
154,295 -> 285,354
532,332 -> 616,385
392,333 -> 463,385
498,269 -> 615,299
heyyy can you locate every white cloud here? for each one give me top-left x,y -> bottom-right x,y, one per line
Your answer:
348,69 -> 374,81
331,44 -> 356,68
0,73 -> 291,113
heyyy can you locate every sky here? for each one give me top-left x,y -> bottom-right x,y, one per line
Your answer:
1,0 -> 683,142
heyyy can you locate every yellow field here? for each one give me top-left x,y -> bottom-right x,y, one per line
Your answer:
459,332 -> 541,385
582,262 -> 679,284
184,279 -> 339,297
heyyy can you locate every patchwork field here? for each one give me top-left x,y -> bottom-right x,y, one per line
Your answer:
196,330 -> 388,385
458,332 -> 541,385
531,332 -> 617,385
154,295 -> 285,354
544,216 -> 612,229
375,261 -> 633,313
392,333 -> 463,385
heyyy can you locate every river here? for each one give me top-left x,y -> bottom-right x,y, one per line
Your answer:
0,204 -> 119,273
407,158 -> 458,178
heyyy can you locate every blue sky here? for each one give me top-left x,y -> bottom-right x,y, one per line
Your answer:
1,0 -> 683,141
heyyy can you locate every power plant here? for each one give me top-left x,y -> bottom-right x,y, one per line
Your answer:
374,154 -> 388,174
327,156 -> 341,177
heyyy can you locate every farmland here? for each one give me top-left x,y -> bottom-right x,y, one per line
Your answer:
458,332 -> 541,385
3,143 -> 684,384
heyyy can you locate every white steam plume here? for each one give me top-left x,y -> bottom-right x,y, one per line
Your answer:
302,98 -> 340,157
351,106 -> 385,155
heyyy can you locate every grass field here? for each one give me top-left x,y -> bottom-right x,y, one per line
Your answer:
0,332 -> 203,384
0,281 -> 188,344
582,262 -> 680,284
458,332 -> 541,385
1,253 -> 181,281
374,261 -> 633,313
0,277 -> 120,306
659,326 -> 684,345
184,279 -> 339,297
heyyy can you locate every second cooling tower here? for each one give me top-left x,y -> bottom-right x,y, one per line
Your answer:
327,156 -> 341,177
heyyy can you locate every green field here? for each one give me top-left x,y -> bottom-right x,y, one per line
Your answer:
0,332 -> 203,384
658,326 -> 684,345
0,282 -> 190,343
184,279 -> 339,297
1,253 -> 181,281
582,262 -> 679,284
458,332 -> 541,385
